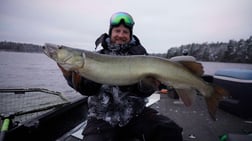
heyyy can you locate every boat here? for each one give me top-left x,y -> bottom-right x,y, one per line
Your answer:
213,68 -> 252,119
0,88 -> 88,141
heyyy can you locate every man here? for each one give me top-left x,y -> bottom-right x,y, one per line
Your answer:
58,12 -> 183,141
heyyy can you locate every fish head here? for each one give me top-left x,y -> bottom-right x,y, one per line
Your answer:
43,43 -> 84,71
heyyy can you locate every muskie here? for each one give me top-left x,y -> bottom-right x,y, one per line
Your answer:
43,43 -> 228,120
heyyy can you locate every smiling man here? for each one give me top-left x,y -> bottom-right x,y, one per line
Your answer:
58,12 -> 183,141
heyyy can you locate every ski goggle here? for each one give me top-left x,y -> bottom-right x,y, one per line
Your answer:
110,12 -> 135,27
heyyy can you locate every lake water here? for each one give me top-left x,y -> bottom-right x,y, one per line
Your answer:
0,51 -> 83,100
0,51 -> 85,123
1,51 -> 251,97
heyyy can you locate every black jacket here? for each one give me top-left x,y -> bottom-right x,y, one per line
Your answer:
65,33 -> 153,97
61,33 -> 156,127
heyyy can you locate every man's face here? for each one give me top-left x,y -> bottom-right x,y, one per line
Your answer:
110,24 -> 131,45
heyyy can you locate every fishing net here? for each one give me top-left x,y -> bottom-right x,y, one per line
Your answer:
0,88 -> 69,125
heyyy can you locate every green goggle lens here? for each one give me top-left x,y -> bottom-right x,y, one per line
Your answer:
110,12 -> 135,27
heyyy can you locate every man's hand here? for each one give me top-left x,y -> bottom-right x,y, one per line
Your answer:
139,76 -> 160,91
57,63 -> 71,77
57,63 -> 81,90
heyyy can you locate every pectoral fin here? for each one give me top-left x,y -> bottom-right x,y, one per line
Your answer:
175,88 -> 197,107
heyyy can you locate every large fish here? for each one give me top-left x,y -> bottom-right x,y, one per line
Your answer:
43,43 -> 228,120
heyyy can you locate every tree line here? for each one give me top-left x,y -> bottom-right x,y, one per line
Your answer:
165,36 -> 252,63
1,36 -> 252,63
0,41 -> 43,53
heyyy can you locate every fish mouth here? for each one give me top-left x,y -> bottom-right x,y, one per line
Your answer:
43,43 -> 58,58
43,43 -> 73,63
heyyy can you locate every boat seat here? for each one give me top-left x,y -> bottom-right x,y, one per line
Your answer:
213,68 -> 252,118
214,68 -> 252,80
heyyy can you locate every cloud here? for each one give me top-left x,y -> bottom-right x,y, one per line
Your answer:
1,0 -> 252,53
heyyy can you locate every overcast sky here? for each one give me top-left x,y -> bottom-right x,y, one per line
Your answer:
1,0 -> 252,53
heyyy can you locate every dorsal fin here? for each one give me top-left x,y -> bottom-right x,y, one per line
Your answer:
169,56 -> 204,76
179,61 -> 204,76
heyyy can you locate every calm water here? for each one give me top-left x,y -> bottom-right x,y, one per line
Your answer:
0,51 -> 252,97
0,51 -> 85,123
1,51 -> 251,140
0,51 -> 83,100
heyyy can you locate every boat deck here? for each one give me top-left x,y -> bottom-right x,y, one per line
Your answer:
157,94 -> 252,141
61,94 -> 252,141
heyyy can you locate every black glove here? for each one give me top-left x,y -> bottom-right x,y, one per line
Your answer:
57,63 -> 71,78
57,63 -> 81,89
57,63 -> 101,95
138,76 -> 160,95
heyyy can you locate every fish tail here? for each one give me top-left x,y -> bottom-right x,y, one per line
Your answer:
205,85 -> 229,120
